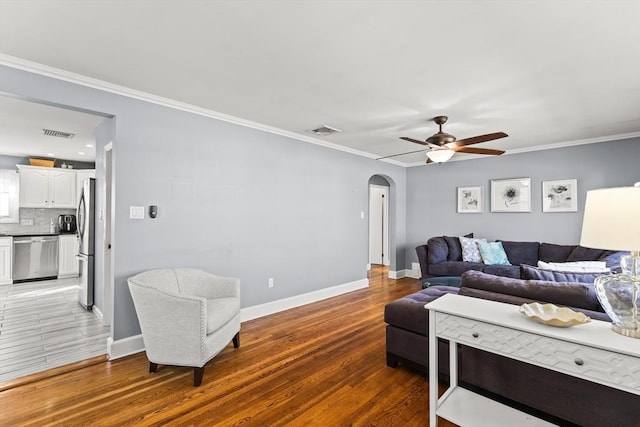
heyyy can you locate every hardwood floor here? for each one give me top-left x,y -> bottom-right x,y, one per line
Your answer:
0,267 -> 455,426
0,277 -> 110,383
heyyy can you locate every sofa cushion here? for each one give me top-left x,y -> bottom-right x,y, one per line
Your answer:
459,270 -> 602,312
427,237 -> 449,264
443,233 -> 473,261
460,236 -> 487,262
537,260 -> 609,273
520,264 -> 605,284
483,264 -> 520,279
206,297 -> 241,334
538,243 -> 576,262
599,250 -> 628,272
477,241 -> 511,265
429,261 -> 485,277
384,285 -> 459,335
500,240 -> 540,266
566,245 -> 605,261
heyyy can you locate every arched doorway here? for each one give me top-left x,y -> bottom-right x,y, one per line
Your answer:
368,175 -> 390,267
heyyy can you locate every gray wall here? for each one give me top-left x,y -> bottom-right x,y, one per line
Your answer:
0,65 -> 407,341
405,137 -> 640,267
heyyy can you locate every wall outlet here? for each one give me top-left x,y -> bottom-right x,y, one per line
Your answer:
268,278 -> 274,288
20,218 -> 34,226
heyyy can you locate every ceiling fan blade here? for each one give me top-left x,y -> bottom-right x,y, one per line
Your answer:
446,132 -> 508,148
452,146 -> 505,155
400,136 -> 441,149
400,136 -> 428,146
376,148 -> 427,160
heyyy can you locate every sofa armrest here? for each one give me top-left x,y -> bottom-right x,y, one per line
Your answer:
128,281 -> 207,367
459,270 -> 603,312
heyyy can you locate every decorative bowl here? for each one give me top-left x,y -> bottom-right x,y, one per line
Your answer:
29,158 -> 55,167
519,302 -> 591,327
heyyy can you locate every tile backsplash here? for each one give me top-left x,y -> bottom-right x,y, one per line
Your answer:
0,208 -> 76,234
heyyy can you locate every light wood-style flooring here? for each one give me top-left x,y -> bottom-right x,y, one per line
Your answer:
0,267 -> 455,426
0,277 -> 110,383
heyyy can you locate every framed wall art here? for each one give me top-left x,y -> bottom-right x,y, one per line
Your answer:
542,179 -> 578,212
457,186 -> 482,213
490,178 -> 531,212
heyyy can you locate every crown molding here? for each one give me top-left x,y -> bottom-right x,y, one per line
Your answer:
3,54 -> 637,169
0,54 -> 379,161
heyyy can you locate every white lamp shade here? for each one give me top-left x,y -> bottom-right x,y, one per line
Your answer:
580,187 -> 640,252
427,149 -> 455,163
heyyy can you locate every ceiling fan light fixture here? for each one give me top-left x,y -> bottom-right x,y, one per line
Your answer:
426,149 -> 455,163
426,132 -> 456,145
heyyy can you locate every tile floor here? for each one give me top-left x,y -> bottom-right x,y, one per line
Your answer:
0,277 -> 110,383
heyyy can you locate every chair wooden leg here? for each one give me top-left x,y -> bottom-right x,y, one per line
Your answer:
149,362 -> 159,373
232,332 -> 240,348
194,366 -> 205,386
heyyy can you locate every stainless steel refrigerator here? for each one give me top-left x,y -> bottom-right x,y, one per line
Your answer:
77,178 -> 95,310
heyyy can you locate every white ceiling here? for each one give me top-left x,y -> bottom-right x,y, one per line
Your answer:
0,95 -> 103,162
0,1 -> 639,166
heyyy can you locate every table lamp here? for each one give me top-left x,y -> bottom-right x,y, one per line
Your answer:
580,186 -> 640,338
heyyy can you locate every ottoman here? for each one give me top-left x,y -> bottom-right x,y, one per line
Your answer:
384,285 -> 459,374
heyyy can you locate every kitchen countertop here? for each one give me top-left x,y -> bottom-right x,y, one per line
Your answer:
0,232 -> 76,237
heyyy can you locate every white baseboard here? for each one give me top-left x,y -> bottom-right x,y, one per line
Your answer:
405,269 -> 421,279
92,305 -> 104,324
108,334 -> 145,360
107,277 -> 369,359
388,270 -> 400,279
388,269 -> 420,279
240,278 -> 369,322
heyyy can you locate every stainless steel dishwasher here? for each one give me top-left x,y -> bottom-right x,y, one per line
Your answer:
13,235 -> 59,282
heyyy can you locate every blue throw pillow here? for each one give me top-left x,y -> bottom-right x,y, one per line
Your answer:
477,241 -> 511,265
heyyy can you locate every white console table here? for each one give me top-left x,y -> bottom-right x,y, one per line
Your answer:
426,294 -> 640,427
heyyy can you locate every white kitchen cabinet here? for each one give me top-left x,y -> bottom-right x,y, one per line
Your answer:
17,165 -> 76,208
76,169 -> 95,205
58,234 -> 79,278
0,237 -> 12,284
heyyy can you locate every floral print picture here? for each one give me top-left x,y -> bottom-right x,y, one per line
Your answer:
491,178 -> 531,212
542,179 -> 578,212
457,186 -> 482,213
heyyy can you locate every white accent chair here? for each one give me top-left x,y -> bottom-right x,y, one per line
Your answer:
127,268 -> 241,386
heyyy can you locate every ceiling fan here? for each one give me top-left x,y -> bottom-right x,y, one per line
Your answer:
378,116 -> 508,163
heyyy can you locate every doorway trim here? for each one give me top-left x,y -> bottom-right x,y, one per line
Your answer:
368,184 -> 390,267
102,142 -> 114,327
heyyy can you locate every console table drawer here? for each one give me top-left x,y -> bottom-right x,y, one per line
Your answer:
435,312 -> 640,394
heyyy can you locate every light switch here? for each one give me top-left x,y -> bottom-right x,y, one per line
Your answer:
130,206 -> 145,219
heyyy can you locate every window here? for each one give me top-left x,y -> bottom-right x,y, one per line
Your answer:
0,170 -> 19,223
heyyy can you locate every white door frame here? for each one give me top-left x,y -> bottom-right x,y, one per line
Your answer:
369,184 -> 390,266
102,142 -> 114,327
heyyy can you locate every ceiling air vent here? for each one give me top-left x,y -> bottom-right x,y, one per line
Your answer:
42,128 -> 75,139
306,125 -> 342,137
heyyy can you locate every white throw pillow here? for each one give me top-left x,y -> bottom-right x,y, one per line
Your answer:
459,236 -> 487,263
537,260 -> 610,273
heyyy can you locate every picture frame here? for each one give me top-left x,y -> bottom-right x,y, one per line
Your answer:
542,179 -> 578,212
457,186 -> 482,213
490,178 -> 531,212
